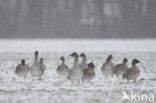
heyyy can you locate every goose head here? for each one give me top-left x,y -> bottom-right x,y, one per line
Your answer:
132,59 -> 140,65
35,51 -> 39,56
70,52 -> 78,58
108,55 -> 113,59
106,55 -> 113,63
21,59 -> 25,65
60,56 -> 65,64
60,56 -> 65,61
40,58 -> 44,63
123,58 -> 128,64
79,53 -> 86,58
70,52 -> 79,68
88,63 -> 95,69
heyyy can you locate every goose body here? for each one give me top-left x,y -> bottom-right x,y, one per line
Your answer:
67,52 -> 83,84
82,63 -> 95,82
101,55 -> 114,77
68,68 -> 83,81
30,64 -> 41,77
113,58 -> 128,78
123,59 -> 140,83
15,59 -> 29,78
79,63 -> 88,70
57,56 -> 69,77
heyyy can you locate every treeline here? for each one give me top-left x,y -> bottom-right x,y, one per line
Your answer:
0,0 -> 156,38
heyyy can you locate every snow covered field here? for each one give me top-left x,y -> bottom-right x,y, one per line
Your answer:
0,39 -> 156,103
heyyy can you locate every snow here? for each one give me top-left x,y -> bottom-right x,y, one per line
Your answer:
0,39 -> 156,103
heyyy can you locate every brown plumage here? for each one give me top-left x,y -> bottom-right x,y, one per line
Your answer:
82,63 -> 95,82
67,52 -> 83,85
15,59 -> 29,78
79,53 -> 88,70
30,51 -> 46,79
122,59 -> 140,83
113,58 -> 128,78
57,56 -> 69,78
101,55 -> 114,78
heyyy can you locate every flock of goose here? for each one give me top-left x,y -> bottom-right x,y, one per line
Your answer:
15,51 -> 141,84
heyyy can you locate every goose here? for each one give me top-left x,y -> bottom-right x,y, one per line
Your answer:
57,56 -> 69,78
113,58 -> 128,78
67,52 -> 83,85
79,53 -> 88,70
101,55 -> 114,78
39,58 -> 46,73
15,59 -> 29,78
82,63 -> 95,83
122,59 -> 140,83
30,51 -> 46,79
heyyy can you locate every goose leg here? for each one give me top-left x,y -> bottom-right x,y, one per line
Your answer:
133,79 -> 136,83
127,80 -> 129,83
88,80 -> 90,83
24,75 -> 27,79
38,76 -> 42,81
77,80 -> 80,85
70,81 -> 73,86
82,80 -> 84,84
32,75 -> 35,80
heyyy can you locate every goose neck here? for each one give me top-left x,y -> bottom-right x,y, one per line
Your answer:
73,57 -> 78,69
82,56 -> 86,63
35,55 -> 38,60
62,60 -> 65,64
106,58 -> 111,63
34,55 -> 38,64
123,62 -> 127,65
132,64 -> 137,68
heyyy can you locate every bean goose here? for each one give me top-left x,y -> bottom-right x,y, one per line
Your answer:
101,55 -> 114,78
30,51 -> 46,79
82,63 -> 95,83
122,59 -> 140,83
79,53 -> 88,70
57,56 -> 69,78
15,59 -> 29,78
67,52 -> 83,85
113,58 -> 128,78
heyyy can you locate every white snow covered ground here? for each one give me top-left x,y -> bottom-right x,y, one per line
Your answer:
0,39 -> 156,103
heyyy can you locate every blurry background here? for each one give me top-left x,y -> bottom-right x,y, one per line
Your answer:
0,0 -> 156,38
